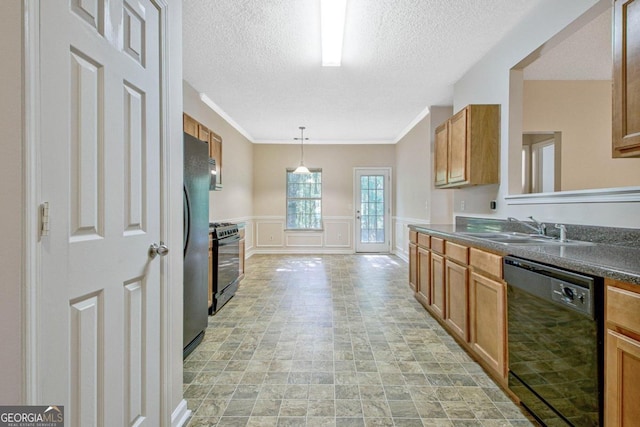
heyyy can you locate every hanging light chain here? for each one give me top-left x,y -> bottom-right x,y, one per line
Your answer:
294,126 -> 309,165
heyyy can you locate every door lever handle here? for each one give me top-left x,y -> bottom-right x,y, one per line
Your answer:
149,242 -> 169,259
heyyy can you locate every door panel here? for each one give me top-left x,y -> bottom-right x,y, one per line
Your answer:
448,108 -> 468,184
39,0 -> 162,424
355,169 -> 390,253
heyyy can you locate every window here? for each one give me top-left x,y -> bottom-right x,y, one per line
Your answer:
286,169 -> 322,230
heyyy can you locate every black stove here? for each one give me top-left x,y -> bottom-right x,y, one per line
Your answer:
209,222 -> 240,314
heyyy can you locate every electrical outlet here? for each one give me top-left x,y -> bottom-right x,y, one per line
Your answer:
460,200 -> 465,211
490,200 -> 497,210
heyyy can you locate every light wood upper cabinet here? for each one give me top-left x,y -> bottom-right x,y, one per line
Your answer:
448,108 -> 468,184
435,123 -> 448,186
613,0 -> 640,157
183,113 -> 198,139
434,104 -> 500,188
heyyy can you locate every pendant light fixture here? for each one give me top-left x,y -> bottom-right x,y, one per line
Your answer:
293,126 -> 311,174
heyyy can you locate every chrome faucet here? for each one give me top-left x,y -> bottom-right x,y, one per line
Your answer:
555,224 -> 568,242
507,216 -> 547,236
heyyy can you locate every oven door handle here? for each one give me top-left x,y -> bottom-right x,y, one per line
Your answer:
218,234 -> 241,245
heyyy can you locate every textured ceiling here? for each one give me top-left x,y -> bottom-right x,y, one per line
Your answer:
182,0 -> 548,143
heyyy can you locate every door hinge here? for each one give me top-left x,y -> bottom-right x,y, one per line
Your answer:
40,202 -> 50,238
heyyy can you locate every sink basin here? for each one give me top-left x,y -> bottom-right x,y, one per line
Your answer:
459,231 -> 594,246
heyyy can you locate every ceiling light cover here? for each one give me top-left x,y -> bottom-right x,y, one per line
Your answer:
321,0 -> 347,66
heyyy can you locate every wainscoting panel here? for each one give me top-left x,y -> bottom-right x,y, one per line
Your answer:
393,217 -> 426,262
255,220 -> 284,247
324,220 -> 351,248
286,233 -> 323,247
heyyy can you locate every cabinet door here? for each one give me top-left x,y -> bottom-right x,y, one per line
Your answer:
469,272 -> 506,378
430,252 -> 445,319
409,242 -> 418,291
606,330 -> 640,425
435,123 -> 448,186
448,107 -> 468,184
183,113 -> 198,138
417,247 -> 430,306
198,124 -> 211,143
613,0 -> 640,157
445,260 -> 469,341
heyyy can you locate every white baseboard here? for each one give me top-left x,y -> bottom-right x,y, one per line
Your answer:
250,248 -> 354,255
171,399 -> 191,427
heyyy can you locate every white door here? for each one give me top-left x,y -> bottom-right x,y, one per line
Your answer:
355,168 -> 391,253
39,0 -> 163,425
532,139 -> 555,193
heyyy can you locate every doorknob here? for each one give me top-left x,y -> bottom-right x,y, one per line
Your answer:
149,242 -> 169,259
356,210 -> 361,220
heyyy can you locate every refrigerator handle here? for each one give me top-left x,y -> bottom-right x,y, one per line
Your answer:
183,186 -> 191,256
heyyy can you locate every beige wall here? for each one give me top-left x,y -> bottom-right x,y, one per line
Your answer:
182,82 -> 254,224
523,80 -> 639,191
0,1 -> 23,404
393,107 -> 454,259
252,144 -> 395,252
395,117 -> 431,221
453,0 -> 640,228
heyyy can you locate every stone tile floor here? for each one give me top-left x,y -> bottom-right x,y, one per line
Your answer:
184,254 -> 535,427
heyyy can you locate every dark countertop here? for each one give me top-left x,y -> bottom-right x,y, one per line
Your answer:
410,223 -> 640,285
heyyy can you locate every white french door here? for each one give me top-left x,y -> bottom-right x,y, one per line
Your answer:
38,0 -> 164,425
355,168 -> 391,253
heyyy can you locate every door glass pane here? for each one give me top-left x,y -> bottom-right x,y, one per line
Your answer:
360,175 -> 385,243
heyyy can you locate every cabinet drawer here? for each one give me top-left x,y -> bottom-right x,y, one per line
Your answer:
445,241 -> 468,264
409,230 -> 418,244
431,237 -> 445,254
417,233 -> 430,248
470,248 -> 502,278
607,285 -> 640,336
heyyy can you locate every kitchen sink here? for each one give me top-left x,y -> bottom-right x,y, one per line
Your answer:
460,231 -> 594,246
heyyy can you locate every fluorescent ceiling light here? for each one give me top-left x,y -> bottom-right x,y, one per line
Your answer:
321,0 -> 347,66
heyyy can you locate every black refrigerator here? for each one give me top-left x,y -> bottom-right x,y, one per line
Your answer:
183,132 -> 209,358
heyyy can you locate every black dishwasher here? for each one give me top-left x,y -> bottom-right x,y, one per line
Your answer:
504,256 -> 603,426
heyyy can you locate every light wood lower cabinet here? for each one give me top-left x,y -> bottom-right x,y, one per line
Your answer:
409,230 -> 507,383
606,329 -> 640,425
430,252 -> 445,320
469,272 -> 506,378
416,246 -> 430,306
605,279 -> 640,424
409,242 -> 418,291
445,260 -> 469,341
